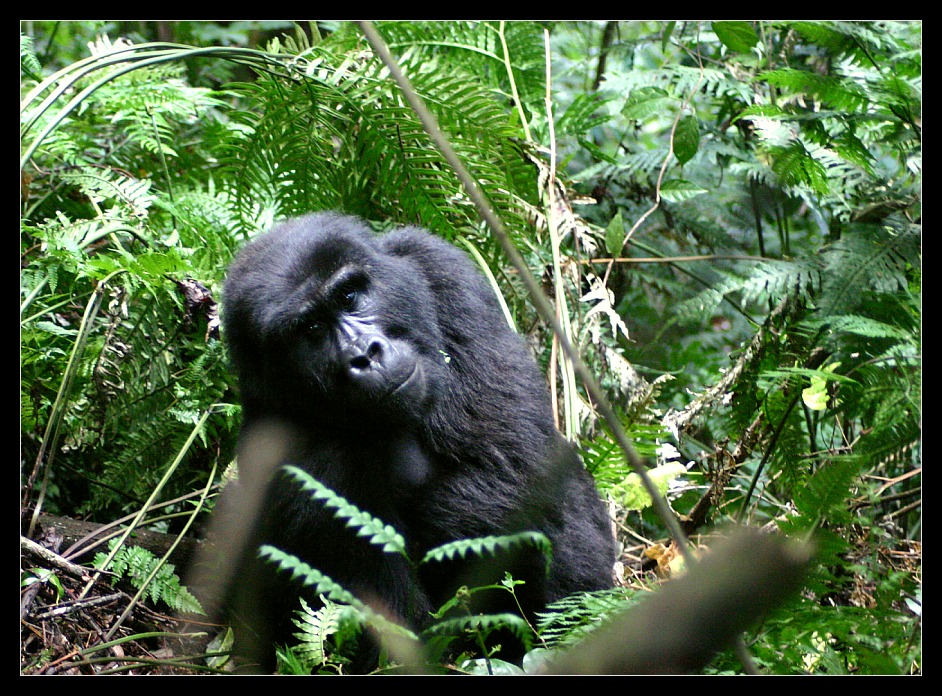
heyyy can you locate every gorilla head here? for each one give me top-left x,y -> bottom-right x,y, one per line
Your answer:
224,215 -> 446,432
220,213 -> 616,672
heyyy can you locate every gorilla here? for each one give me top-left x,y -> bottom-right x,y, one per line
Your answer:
221,212 -> 615,671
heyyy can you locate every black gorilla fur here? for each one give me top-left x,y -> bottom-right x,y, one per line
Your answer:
222,212 -> 615,670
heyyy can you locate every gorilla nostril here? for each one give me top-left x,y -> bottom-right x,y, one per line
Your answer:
349,337 -> 388,372
349,355 -> 371,370
366,339 -> 384,360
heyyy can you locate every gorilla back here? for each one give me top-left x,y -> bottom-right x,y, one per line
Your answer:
222,212 -> 615,671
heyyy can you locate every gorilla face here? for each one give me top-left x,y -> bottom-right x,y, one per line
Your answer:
224,215 -> 445,431
285,253 -> 429,421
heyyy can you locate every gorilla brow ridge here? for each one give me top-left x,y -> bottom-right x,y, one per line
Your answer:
287,263 -> 368,328
322,264 -> 370,308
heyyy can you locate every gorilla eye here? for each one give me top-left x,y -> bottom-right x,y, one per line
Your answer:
340,288 -> 360,311
301,314 -> 327,336
335,275 -> 368,312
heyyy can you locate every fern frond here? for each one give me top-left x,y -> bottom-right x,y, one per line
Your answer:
673,257 -> 820,325
790,21 -> 909,64
766,141 -> 830,195
620,147 -> 673,181
420,531 -> 553,575
93,541 -> 204,614
793,459 -> 862,523
738,258 -> 821,307
818,224 -> 920,315
291,596 -> 355,666
670,286 -> 727,327
97,63 -> 226,156
60,166 -> 155,218
378,20 -> 546,107
153,185 -> 243,265
20,33 -> 41,79
537,587 -> 637,649
554,92 -> 613,138
822,314 -> 915,342
789,21 -> 863,57
608,64 -> 753,103
281,465 -> 408,557
760,68 -> 870,112
258,544 -> 354,598
258,545 -> 418,642
422,612 -> 534,647
220,30 -> 538,239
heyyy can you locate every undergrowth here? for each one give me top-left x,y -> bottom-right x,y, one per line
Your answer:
21,21 -> 920,675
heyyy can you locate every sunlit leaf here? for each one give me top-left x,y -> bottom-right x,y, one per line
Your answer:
713,21 -> 759,53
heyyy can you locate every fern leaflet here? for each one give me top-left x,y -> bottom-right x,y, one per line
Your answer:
422,612 -> 534,647
420,531 -> 553,575
258,544 -> 419,642
282,465 -> 408,557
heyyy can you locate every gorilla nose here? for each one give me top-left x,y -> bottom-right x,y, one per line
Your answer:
347,335 -> 392,374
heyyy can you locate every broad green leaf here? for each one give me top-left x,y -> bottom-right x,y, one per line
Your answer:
660,21 -> 676,53
802,362 -> 841,411
659,179 -> 708,202
605,211 -> 626,257
673,114 -> 700,164
713,21 -> 760,53
611,462 -> 687,511
622,86 -> 672,120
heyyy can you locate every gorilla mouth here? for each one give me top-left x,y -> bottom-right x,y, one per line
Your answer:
389,362 -> 421,399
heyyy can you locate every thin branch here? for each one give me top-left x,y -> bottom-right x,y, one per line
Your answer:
591,22 -> 617,92
21,537 -> 91,580
619,22 -> 706,253
582,253 -> 771,265
356,21 -> 693,563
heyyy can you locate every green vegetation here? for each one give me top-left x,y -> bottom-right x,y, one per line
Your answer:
21,21 -> 920,675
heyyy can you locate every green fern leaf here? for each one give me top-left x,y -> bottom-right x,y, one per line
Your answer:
824,314 -> 914,342
20,33 -> 41,77
537,588 -> 638,649
258,544 -> 419,641
767,141 -> 830,194
674,258 -> 820,324
739,258 -> 821,307
422,612 -> 534,647
794,459 -> 861,522
420,531 -> 553,574
291,596 -> 352,666
556,93 -> 612,139
259,546 -> 366,610
93,541 -> 204,614
282,465 -> 408,557
790,20 -> 898,64
790,21 -> 856,53
760,68 -> 869,111
819,224 -> 920,315
832,131 -> 876,176
60,166 -> 154,218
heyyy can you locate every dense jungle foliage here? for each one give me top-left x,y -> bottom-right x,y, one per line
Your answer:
20,21 -> 920,675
